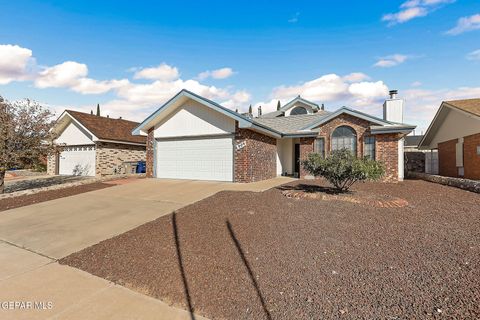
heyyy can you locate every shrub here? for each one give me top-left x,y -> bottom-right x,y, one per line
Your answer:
302,149 -> 385,192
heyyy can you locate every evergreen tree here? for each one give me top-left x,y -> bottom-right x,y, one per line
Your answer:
90,110 -> 93,115
96,104 -> 100,116
277,100 -> 281,111
248,104 -> 252,115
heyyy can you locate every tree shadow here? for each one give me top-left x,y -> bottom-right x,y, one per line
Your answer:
172,211 -> 195,320
277,183 -> 344,194
226,220 -> 272,320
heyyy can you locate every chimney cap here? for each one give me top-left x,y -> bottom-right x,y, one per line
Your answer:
389,89 -> 398,95
389,89 -> 398,99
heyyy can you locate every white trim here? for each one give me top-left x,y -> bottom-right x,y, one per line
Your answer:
95,139 -> 146,146
302,107 -> 391,130
56,111 -> 99,141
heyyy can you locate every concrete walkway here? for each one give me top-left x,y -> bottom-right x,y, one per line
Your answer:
0,177 -> 293,319
0,242 -> 208,320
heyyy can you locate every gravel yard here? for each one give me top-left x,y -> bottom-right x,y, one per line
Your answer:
61,179 -> 480,319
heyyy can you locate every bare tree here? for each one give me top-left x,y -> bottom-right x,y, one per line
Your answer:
0,96 -> 56,193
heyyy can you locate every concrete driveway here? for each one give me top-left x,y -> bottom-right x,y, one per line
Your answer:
0,177 -> 292,259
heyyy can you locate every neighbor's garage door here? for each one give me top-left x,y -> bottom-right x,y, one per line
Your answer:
156,137 -> 233,181
59,145 -> 96,176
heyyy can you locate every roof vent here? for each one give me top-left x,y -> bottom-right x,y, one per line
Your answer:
389,90 -> 398,99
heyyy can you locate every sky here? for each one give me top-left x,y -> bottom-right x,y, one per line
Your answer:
1,0 -> 480,133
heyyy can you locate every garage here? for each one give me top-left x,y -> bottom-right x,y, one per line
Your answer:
59,145 -> 96,176
156,137 -> 233,181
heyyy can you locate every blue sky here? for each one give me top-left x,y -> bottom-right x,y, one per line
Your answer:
1,0 -> 479,132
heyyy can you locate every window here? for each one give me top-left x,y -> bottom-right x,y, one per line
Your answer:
331,126 -> 357,154
364,136 -> 375,160
290,106 -> 307,115
315,138 -> 325,158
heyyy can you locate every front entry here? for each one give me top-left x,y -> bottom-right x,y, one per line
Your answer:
294,143 -> 300,177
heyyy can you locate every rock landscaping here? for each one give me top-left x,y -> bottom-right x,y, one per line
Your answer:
61,179 -> 480,320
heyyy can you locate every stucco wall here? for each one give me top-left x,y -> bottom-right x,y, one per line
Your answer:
55,121 -> 94,145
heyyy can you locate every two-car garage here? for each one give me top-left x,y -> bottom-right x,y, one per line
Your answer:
156,137 -> 234,182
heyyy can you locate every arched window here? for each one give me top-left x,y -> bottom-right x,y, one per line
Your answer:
331,126 -> 357,153
290,106 -> 307,115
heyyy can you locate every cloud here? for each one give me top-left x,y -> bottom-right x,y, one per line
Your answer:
467,49 -> 480,61
446,14 -> 480,35
374,54 -> 409,67
198,67 -> 235,80
0,44 -> 34,84
342,72 -> 370,82
383,0 -> 454,25
288,12 -> 300,23
35,61 -> 128,94
133,63 -> 179,81
411,81 -> 423,87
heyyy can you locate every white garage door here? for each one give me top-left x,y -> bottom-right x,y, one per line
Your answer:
59,145 -> 96,176
156,137 -> 233,181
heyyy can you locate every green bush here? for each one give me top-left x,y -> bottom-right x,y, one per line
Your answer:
302,149 -> 385,192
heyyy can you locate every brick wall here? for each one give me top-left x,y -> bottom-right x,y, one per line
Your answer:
438,138 -> 458,178
463,133 -> 480,180
376,133 -> 400,182
146,128 -> 155,178
95,142 -> 146,176
299,137 -> 314,178
234,125 -> 277,183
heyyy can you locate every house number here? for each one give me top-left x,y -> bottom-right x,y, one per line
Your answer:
236,141 -> 246,150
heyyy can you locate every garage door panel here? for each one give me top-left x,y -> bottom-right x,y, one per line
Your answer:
59,145 -> 96,176
156,137 -> 233,181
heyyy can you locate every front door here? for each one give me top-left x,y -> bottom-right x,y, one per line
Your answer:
294,143 -> 300,177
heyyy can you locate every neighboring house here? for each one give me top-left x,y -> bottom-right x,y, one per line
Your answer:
133,89 -> 415,183
48,110 -> 146,177
419,98 -> 480,180
404,135 -> 427,174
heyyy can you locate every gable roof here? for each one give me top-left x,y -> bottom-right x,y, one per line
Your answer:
405,135 -> 424,147
261,96 -> 320,118
444,98 -> 480,117
132,89 -> 282,138
254,112 -> 330,134
419,99 -> 480,149
62,110 -> 146,144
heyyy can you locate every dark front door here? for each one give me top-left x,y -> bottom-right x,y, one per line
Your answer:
294,143 -> 300,177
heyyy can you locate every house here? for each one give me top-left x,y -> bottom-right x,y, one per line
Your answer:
133,89 -> 415,183
419,99 -> 480,180
47,110 -> 146,177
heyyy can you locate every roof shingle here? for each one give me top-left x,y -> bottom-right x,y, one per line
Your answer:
66,110 -> 146,144
445,98 -> 480,117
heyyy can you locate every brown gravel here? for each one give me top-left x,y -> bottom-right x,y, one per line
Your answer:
60,179 -> 480,319
0,182 -> 113,212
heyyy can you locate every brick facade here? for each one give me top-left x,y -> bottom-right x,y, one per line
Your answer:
95,142 -> 146,176
234,125 -> 277,183
299,137 -> 315,178
375,133 -> 401,182
146,128 -> 155,178
438,138 -> 458,178
47,152 -> 57,175
462,133 -> 480,180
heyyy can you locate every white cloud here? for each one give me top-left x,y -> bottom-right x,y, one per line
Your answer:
383,0 -> 454,25
288,12 -> 300,24
133,63 -> 179,81
342,72 -> 370,82
446,14 -> 480,35
374,54 -> 409,68
198,67 -> 235,80
0,44 -> 34,84
467,49 -> 480,61
411,81 -> 422,87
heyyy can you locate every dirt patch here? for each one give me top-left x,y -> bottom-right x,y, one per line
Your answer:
61,179 -> 480,319
0,182 -> 113,212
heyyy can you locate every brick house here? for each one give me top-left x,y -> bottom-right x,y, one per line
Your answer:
48,110 -> 146,177
419,99 -> 480,180
133,89 -> 415,183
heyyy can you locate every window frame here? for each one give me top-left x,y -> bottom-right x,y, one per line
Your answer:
314,137 -> 325,158
363,135 -> 376,160
290,106 -> 308,115
331,125 -> 357,154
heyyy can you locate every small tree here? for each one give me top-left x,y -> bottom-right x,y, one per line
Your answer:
248,104 -> 252,115
302,149 -> 385,192
96,103 -> 100,116
0,96 -> 56,193
277,100 -> 281,111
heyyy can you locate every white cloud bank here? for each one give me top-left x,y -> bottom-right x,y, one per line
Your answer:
383,0 -> 454,25
133,63 -> 179,81
467,49 -> 480,61
446,14 -> 480,35
0,44 -> 34,84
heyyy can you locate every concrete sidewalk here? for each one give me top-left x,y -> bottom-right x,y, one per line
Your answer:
0,242 -> 207,320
